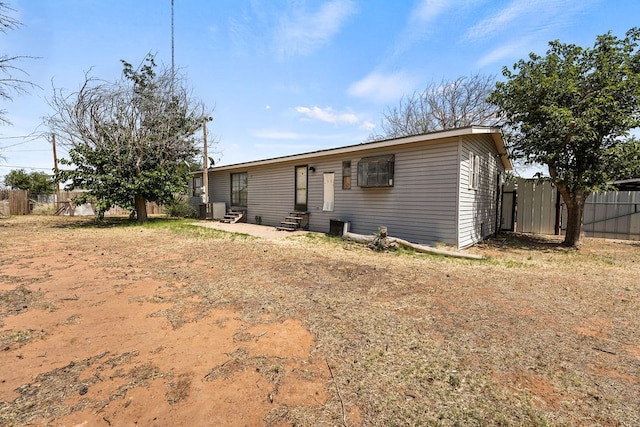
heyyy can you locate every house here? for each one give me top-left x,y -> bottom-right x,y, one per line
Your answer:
197,126 -> 512,249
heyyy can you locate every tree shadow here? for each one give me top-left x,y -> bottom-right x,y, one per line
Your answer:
51,216 -> 182,229
481,232 -> 566,252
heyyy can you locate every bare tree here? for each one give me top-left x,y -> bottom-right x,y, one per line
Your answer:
369,74 -> 500,141
0,2 -> 36,126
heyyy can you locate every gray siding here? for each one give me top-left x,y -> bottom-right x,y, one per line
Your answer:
205,129 -> 507,249
209,162 -> 301,225
246,163 -> 298,225
458,135 -> 505,248
209,138 -> 462,246
209,172 -> 230,207
306,138 -> 460,246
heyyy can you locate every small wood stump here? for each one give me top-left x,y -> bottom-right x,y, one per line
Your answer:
368,226 -> 399,251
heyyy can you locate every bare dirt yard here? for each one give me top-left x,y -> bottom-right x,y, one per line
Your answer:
0,215 -> 638,426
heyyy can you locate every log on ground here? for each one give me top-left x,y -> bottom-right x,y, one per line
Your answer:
342,231 -> 484,260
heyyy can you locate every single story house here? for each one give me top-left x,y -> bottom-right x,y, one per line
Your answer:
195,126 -> 512,249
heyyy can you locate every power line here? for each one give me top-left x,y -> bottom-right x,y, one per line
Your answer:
0,135 -> 39,139
0,139 -> 37,149
0,134 -> 49,149
0,165 -> 53,170
2,149 -> 51,153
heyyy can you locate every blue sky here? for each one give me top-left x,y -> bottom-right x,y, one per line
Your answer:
1,0 -> 639,182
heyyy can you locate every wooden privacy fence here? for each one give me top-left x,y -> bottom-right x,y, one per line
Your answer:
0,190 -> 30,216
55,191 -> 162,216
0,190 -> 162,217
502,179 -> 640,241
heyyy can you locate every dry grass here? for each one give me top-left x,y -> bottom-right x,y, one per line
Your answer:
0,215 -> 639,426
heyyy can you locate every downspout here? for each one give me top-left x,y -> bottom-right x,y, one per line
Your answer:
494,172 -> 502,237
455,136 -> 462,250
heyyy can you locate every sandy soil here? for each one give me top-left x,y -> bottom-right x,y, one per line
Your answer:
1,215 -> 639,426
0,218 -> 325,426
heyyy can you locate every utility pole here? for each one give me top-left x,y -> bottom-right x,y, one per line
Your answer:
202,117 -> 209,205
171,0 -> 175,78
51,133 -> 60,197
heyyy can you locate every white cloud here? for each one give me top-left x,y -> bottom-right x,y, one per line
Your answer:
463,0 -> 590,43
392,0 -> 467,56
227,11 -> 254,56
475,36 -> 535,68
410,0 -> 450,25
252,130 -> 303,140
274,0 -> 357,58
360,121 -> 376,131
348,71 -> 417,104
464,0 -> 536,42
295,106 -> 359,125
251,128 -> 361,142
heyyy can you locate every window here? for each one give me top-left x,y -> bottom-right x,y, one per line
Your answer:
230,172 -> 248,207
342,161 -> 351,189
192,176 -> 202,197
357,154 -> 394,187
468,152 -> 480,190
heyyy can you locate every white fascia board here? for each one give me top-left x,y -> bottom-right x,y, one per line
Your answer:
210,126 -> 506,172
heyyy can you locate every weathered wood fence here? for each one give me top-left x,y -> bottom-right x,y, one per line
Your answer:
502,179 -> 640,241
0,190 -> 30,216
0,190 -> 162,217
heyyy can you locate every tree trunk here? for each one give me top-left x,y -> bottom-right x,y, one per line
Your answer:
135,193 -> 148,223
558,189 -> 588,248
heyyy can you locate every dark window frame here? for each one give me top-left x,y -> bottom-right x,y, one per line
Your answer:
357,154 -> 395,188
192,176 -> 202,197
230,172 -> 248,207
342,161 -> 351,189
294,165 -> 308,211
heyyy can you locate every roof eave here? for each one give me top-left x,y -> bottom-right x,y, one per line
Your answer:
208,126 -> 511,172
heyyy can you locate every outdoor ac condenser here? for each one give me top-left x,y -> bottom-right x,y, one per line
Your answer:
212,202 -> 226,220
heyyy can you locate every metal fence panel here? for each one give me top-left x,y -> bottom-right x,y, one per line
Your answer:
583,191 -> 640,240
509,179 -> 640,240
517,180 -> 557,234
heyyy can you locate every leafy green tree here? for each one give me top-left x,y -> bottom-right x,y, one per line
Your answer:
604,138 -> 640,181
28,171 -> 56,194
47,55 -> 208,221
3,169 -> 54,194
489,28 -> 640,248
4,168 -> 29,189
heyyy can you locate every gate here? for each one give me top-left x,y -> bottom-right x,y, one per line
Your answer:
501,184 -> 516,231
501,179 -> 559,234
516,180 -> 558,234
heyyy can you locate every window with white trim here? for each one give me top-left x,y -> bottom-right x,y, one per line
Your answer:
469,152 -> 480,190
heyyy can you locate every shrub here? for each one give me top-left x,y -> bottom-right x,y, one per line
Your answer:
164,195 -> 197,218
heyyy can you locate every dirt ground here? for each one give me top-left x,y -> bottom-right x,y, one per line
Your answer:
0,215 -> 639,426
